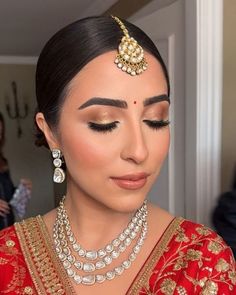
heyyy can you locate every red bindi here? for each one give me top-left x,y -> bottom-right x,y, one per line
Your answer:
134,101 -> 137,104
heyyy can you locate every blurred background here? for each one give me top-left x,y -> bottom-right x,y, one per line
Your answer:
0,0 -> 235,228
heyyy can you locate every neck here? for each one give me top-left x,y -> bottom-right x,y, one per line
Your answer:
63,186 -> 137,250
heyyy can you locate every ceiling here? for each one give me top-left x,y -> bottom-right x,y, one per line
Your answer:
0,0 -> 177,57
0,0 -> 118,56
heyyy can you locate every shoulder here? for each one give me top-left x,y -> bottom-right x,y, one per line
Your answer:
144,217 -> 236,294
174,218 -> 235,265
178,218 -> 222,240
178,218 -> 233,252
174,218 -> 236,293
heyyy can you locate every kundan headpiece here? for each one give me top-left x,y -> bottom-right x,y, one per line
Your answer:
111,16 -> 148,76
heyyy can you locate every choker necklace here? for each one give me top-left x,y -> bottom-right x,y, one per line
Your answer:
53,197 -> 148,286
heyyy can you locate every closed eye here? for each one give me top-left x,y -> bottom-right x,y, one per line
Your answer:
88,119 -> 170,133
88,121 -> 119,133
143,119 -> 170,130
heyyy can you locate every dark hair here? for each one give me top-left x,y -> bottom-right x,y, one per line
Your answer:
0,112 -> 5,151
35,16 -> 170,148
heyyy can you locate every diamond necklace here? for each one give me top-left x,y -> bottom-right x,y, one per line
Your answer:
53,197 -> 148,285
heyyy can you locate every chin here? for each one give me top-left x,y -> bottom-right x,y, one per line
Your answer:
107,193 -> 147,214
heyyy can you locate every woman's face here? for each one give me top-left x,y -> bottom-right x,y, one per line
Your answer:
52,51 -> 170,213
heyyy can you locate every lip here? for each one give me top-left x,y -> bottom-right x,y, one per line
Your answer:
110,172 -> 150,190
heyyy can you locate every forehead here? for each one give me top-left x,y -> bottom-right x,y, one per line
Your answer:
68,51 -> 168,102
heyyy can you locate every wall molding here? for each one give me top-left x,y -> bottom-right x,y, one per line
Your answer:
0,56 -> 38,64
196,0 -> 223,225
185,0 -> 223,226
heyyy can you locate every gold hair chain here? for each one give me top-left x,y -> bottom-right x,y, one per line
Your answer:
111,16 -> 148,76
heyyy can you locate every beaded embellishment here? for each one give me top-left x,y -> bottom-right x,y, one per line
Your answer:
112,16 -> 148,76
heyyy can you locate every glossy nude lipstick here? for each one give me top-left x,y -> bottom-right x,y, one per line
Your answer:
110,172 -> 149,190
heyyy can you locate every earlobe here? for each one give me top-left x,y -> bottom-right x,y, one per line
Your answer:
35,112 -> 60,149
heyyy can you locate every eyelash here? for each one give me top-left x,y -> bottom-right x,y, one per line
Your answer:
88,120 -> 170,133
143,119 -> 170,129
88,121 -> 119,133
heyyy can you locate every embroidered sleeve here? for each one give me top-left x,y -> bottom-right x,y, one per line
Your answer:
141,221 -> 236,294
199,243 -> 235,294
0,226 -> 36,294
179,230 -> 236,294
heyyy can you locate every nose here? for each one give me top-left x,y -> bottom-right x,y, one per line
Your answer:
120,123 -> 149,164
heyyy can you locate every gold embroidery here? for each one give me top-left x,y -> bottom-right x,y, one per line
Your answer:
24,286 -> 33,294
229,270 -> 236,285
0,256 -> 8,265
0,228 -> 28,294
200,280 -> 218,295
39,217 -> 76,295
15,217 -> 76,295
199,277 -> 208,287
185,249 -> 202,261
160,278 -> 176,295
183,271 -> 203,286
175,227 -> 189,243
6,239 -> 15,247
128,221 -> 236,294
173,258 -> 188,271
15,220 -> 50,294
196,226 -> 211,236
207,240 -> 223,254
215,258 -> 230,272
176,286 -> 187,295
191,233 -> 197,240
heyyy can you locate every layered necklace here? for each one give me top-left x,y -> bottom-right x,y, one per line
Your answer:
53,197 -> 148,286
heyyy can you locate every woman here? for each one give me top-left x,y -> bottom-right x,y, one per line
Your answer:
0,113 -> 32,230
0,16 -> 235,294
0,113 -> 15,228
213,165 -> 236,258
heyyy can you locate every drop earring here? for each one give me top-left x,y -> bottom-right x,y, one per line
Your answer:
52,149 -> 65,183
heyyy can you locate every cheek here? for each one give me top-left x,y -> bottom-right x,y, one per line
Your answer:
149,129 -> 170,162
61,129 -> 115,169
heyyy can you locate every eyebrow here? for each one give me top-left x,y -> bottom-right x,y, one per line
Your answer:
78,94 -> 169,110
143,95 -> 170,106
78,98 -> 128,109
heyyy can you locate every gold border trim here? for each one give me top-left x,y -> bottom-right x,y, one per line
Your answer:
37,216 -> 76,295
15,218 -> 47,295
126,216 -> 184,294
15,216 -> 76,295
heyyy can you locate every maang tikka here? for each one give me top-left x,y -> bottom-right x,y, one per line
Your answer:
52,149 -> 65,183
111,15 -> 148,76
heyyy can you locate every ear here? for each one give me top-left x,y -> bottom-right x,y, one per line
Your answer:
35,112 -> 60,150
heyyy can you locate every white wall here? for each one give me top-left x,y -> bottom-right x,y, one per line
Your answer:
221,0 -> 236,192
0,64 -> 54,218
